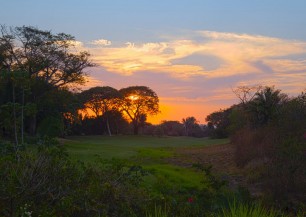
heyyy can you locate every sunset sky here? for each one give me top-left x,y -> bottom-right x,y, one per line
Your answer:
2,0 -> 306,124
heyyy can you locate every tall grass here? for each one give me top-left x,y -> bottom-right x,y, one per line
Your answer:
145,202 -> 287,217
146,205 -> 168,217
221,201 -> 283,217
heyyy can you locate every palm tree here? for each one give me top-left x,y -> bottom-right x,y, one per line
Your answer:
249,86 -> 287,127
182,116 -> 198,136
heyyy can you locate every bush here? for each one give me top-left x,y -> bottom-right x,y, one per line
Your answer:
264,137 -> 306,211
0,142 -> 149,217
231,127 -> 276,167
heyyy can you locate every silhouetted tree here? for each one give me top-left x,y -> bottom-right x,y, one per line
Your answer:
119,86 -> 159,135
206,108 -> 232,138
0,25 -> 94,137
182,116 -> 202,137
79,86 -> 120,136
160,120 -> 184,136
248,86 -> 287,127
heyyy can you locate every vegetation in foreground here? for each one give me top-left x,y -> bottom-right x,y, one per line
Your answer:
0,137 -> 229,216
1,135 -> 302,217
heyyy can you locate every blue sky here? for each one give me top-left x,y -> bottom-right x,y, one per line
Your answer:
2,0 -> 306,123
2,0 -> 306,41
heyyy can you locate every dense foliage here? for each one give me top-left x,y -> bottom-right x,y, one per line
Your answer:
0,140 -> 149,216
207,86 -> 306,212
0,25 -> 94,145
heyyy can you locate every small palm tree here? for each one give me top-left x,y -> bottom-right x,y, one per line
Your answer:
182,116 -> 198,136
248,86 -> 287,127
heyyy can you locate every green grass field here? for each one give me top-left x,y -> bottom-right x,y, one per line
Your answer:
63,135 -> 228,162
63,135 -> 229,192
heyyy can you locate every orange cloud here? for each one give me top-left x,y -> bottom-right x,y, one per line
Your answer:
82,31 -> 306,79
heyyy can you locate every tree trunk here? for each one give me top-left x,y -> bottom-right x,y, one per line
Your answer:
12,80 -> 20,160
133,122 -> 139,135
29,115 -> 37,136
21,88 -> 24,145
12,83 -> 19,147
106,117 -> 112,136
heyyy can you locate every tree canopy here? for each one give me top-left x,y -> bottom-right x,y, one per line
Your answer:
119,86 -> 159,135
0,25 -> 94,87
79,86 -> 120,117
79,86 -> 121,136
0,25 -> 94,140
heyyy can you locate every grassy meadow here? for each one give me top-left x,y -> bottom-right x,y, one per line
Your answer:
64,135 -> 229,193
64,135 -> 228,162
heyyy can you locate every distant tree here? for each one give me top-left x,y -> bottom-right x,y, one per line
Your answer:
182,116 -> 201,137
277,91 -> 306,136
205,108 -> 232,138
232,85 -> 262,105
248,86 -> 287,127
79,86 -> 120,136
160,120 -> 184,136
119,86 -> 159,135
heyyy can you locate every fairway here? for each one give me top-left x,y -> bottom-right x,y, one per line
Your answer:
63,135 -> 228,162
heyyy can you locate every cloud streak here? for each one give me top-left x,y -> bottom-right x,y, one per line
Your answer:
83,31 -> 306,80
90,39 -> 112,46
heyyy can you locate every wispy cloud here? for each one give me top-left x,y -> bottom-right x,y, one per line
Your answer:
90,39 -> 112,46
82,31 -> 306,80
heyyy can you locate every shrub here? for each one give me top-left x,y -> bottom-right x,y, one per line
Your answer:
231,127 -> 276,167
264,137 -> 306,211
0,142 -> 149,216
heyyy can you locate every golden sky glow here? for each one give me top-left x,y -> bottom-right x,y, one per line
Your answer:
147,100 -> 229,124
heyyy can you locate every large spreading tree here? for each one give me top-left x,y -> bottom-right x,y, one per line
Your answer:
79,86 -> 120,136
119,86 -> 159,135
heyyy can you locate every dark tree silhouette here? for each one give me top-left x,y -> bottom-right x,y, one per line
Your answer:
0,25 -> 94,137
79,86 -> 120,136
248,86 -> 287,127
119,86 -> 159,135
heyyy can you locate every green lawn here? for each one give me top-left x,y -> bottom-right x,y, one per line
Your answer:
63,135 -> 228,162
63,135 -> 229,191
